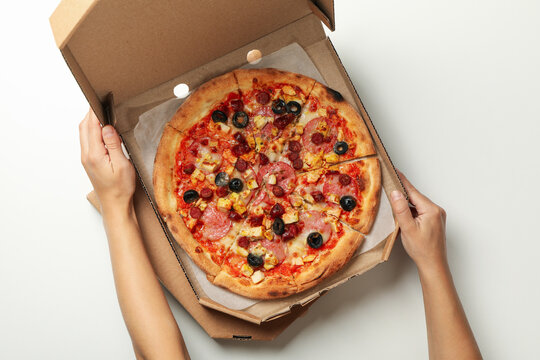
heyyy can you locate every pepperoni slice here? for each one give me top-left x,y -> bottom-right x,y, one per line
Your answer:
287,152 -> 299,161
200,187 -> 213,199
238,236 -> 250,249
301,117 -> 337,153
200,205 -> 232,241
231,99 -> 244,112
256,91 -> 270,104
257,161 -> 296,194
259,153 -> 270,166
272,185 -> 285,197
189,207 -> 202,219
339,174 -> 352,186
288,140 -> 302,153
216,186 -> 229,198
228,210 -> 243,222
235,158 -> 248,172
182,163 -> 195,175
269,203 -> 285,218
233,132 -> 247,144
311,132 -> 324,145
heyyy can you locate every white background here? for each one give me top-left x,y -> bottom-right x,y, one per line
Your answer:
1,1 -> 539,359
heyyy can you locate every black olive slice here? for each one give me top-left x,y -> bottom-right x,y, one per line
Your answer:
272,218 -> 285,235
340,195 -> 357,212
232,111 -> 249,128
286,101 -> 301,115
333,141 -> 349,155
215,172 -> 230,187
247,253 -> 264,267
183,190 -> 199,204
307,232 -> 323,249
229,178 -> 244,192
211,110 -> 227,123
271,99 -> 287,114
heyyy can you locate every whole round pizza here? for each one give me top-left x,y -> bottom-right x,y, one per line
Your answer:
153,68 -> 381,299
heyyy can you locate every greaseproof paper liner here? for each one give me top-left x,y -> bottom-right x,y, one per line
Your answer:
134,43 -> 395,310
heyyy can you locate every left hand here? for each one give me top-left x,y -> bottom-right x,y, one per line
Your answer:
79,109 -> 136,213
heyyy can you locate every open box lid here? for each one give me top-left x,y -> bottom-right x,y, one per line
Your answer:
50,0 -> 335,121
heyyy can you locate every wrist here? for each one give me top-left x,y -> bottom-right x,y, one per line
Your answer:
416,257 -> 451,283
101,199 -> 136,223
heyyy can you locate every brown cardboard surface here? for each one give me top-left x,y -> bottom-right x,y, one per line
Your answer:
52,0 -> 403,330
86,186 -> 317,340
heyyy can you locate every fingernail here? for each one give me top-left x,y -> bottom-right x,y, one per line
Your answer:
103,126 -> 115,138
391,190 -> 403,201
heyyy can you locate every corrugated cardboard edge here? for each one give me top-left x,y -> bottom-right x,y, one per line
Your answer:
86,187 -> 317,339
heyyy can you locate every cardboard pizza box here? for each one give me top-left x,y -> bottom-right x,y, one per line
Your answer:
50,0 -> 404,338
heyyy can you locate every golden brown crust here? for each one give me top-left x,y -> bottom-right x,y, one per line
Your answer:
354,158 -> 381,234
168,72 -> 239,132
234,68 -> 316,97
153,125 -> 222,276
294,228 -> 364,293
310,82 -> 376,157
213,270 -> 298,300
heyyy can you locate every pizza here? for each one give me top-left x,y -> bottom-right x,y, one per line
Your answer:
154,68 -> 381,299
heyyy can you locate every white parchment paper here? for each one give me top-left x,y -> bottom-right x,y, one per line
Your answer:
134,43 -> 395,310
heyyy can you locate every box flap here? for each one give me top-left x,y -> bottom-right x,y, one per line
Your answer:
50,0 -> 336,110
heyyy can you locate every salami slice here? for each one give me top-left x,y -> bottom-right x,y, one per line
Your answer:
257,161 -> 296,194
301,117 -> 337,153
200,205 -> 232,241
299,210 -> 332,243
322,173 -> 358,198
260,239 -> 287,263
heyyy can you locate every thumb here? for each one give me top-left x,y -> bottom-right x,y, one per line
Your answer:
102,125 -> 128,165
390,190 -> 416,233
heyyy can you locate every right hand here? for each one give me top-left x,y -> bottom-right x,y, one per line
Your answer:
389,171 -> 448,271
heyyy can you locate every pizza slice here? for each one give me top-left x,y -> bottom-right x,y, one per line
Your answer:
153,125 -> 262,277
233,68 -> 316,171
294,158 -> 381,234
282,82 -> 377,172
285,209 -> 365,293
213,166 -> 301,298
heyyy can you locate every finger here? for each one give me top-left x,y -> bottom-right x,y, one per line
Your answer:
79,111 -> 90,160
87,109 -> 107,158
102,125 -> 128,167
390,190 -> 416,232
397,170 -> 433,213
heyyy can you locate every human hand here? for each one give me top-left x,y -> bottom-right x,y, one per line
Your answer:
79,109 -> 136,215
390,171 -> 447,272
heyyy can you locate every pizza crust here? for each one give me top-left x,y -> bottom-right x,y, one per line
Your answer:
352,158 -> 381,234
309,82 -> 377,158
213,269 -> 298,300
234,68 -> 316,98
294,227 -> 364,293
153,125 -> 222,276
168,72 -> 240,132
